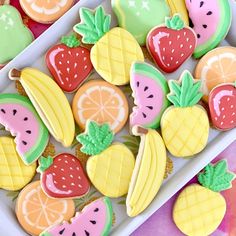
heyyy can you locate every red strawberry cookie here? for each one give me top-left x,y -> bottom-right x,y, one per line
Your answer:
147,14 -> 197,73
46,34 -> 93,93
209,83 -> 236,131
37,153 -> 90,199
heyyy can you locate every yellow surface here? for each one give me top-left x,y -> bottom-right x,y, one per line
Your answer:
0,137 -> 36,191
10,68 -> 75,147
167,0 -> 189,25
91,27 -> 144,86
126,128 -> 166,217
86,143 -> 135,198
173,184 -> 226,236
161,106 -> 209,157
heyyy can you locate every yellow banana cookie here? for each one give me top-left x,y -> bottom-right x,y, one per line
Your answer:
77,121 -> 135,198
0,137 -> 36,191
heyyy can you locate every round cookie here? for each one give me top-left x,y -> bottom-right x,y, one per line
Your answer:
77,121 -> 135,198
46,34 -> 93,93
0,137 -> 36,191
37,153 -> 90,199
0,94 -> 49,165
195,47 -> 236,102
185,0 -> 232,58
72,80 -> 129,134
19,0 -> 74,24
209,83 -> 236,131
16,181 -> 75,236
147,14 -> 197,73
0,5 -> 33,65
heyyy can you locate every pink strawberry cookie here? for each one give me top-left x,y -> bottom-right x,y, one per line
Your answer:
147,14 -> 197,73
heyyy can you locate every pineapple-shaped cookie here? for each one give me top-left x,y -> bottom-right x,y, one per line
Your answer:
77,121 -> 135,198
73,6 -> 144,86
173,160 -> 235,236
161,70 -> 209,157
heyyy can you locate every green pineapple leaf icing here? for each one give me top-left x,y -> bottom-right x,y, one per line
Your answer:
198,160 -> 236,192
61,34 -> 80,48
37,156 -> 53,173
166,14 -> 184,30
76,121 -> 114,155
73,6 -> 111,44
168,70 -> 203,107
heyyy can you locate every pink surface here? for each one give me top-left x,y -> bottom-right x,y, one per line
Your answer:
132,140 -> 236,236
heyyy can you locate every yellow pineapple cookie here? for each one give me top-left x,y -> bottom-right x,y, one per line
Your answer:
77,121 -> 135,198
173,160 -> 235,236
161,70 -> 209,158
126,126 -> 167,217
73,6 -> 144,86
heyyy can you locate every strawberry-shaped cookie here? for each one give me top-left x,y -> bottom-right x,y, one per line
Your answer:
209,83 -> 236,131
46,34 -> 93,93
37,153 -> 90,199
147,14 -> 197,73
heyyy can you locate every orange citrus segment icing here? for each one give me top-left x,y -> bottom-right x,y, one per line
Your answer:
16,181 -> 75,235
72,80 -> 129,133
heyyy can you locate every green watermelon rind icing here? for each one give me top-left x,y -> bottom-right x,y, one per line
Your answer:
0,94 -> 49,164
132,62 -> 170,129
194,0 -> 231,58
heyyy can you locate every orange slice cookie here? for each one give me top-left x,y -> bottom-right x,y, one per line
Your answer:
72,80 -> 129,134
15,181 -> 75,235
19,0 -> 74,24
195,47 -> 236,102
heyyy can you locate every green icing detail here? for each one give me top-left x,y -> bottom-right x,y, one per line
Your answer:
166,14 -> 184,30
73,6 -> 111,44
76,121 -> 114,155
39,232 -> 52,236
61,34 -> 80,48
198,160 -> 236,192
37,156 -> 53,173
102,197 -> 113,236
167,71 -> 203,107
0,5 -> 33,64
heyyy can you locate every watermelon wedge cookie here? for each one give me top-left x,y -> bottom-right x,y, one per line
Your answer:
147,14 -> 197,73
0,94 -> 49,165
37,153 -> 90,199
185,0 -> 232,58
130,62 -> 170,129
46,34 -> 93,93
40,197 -> 113,236
209,83 -> 236,131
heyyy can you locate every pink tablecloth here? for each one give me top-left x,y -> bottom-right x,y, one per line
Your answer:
132,140 -> 236,236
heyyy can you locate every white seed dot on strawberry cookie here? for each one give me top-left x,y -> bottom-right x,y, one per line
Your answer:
162,56 -> 165,61
72,159 -> 75,162
62,177 -> 66,180
62,54 -> 64,58
189,45 -> 193,49
82,50 -> 84,54
170,57 -> 173,61
74,74 -> 78,79
180,44 -> 183,48
69,84 -> 72,87
215,117 -> 218,121
74,63 -> 77,68
172,49 -> 175,53
67,60 -> 69,64
169,41 -> 172,45
167,64 -> 170,67
176,61 -> 179,64
231,120 -> 234,124
222,107 -> 225,111
76,167 -> 80,171
62,185 -> 66,188
59,61 -> 62,65
177,35 -> 180,40
58,158 -> 61,161
65,160 -> 68,164
68,51 -> 71,55
70,174 -> 73,178
84,57 -> 87,61
181,53 -> 184,57
78,184 -> 82,188
78,176 -> 81,180
53,173 -> 56,176
61,168 -> 64,171
84,65 -> 88,69
65,77 -> 69,81
231,105 -> 234,108
221,122 -> 224,125
163,48 -> 165,52
67,68 -> 70,73
232,113 -> 235,116
71,183 -> 75,186
54,165 -> 57,168
54,181 -> 57,184
70,167 -> 73,170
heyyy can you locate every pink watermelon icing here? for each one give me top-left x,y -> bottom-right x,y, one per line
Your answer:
130,62 -> 169,129
0,94 -> 49,165
41,197 -> 113,236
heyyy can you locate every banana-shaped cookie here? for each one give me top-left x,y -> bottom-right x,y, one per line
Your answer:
126,126 -> 166,217
9,68 -> 75,147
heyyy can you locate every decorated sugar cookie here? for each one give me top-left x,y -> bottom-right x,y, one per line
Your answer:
130,62 -> 169,129
16,181 -> 75,236
147,14 -> 197,73
173,160 -> 235,236
19,0 -> 74,24
0,94 -> 49,165
0,5 -> 33,65
73,6 -> 144,85
77,121 -> 135,198
38,153 -> 90,199
185,0 -> 232,58
126,126 -> 166,217
195,47 -> 236,102
9,68 -> 75,147
46,34 -> 93,93
209,83 -> 236,131
0,137 -> 36,191
72,80 -> 129,134
161,71 -> 209,158
40,197 -> 113,236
